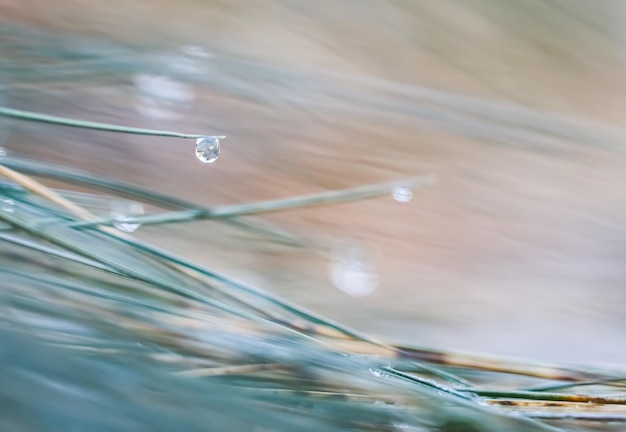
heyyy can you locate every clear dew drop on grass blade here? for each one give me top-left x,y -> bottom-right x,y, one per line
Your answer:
0,106 -> 226,164
195,136 -> 224,164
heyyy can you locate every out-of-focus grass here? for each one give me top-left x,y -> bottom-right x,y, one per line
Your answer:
1,0 -> 626,397
1,154 -> 626,431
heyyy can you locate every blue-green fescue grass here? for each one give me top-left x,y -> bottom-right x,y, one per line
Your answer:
0,106 -> 207,138
2,20 -> 626,431
1,155 -> 626,432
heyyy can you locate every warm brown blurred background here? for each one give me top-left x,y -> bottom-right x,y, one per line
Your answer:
2,0 -> 626,365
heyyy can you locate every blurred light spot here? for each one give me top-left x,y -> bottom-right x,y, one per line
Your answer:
181,45 -> 213,59
330,239 -> 379,297
392,424 -> 428,431
110,200 -> 144,233
392,186 -> 413,203
133,74 -> 194,120
157,46 -> 214,77
0,147 -> 6,159
1,198 -> 14,213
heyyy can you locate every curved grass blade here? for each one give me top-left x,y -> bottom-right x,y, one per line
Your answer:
3,157 -> 305,245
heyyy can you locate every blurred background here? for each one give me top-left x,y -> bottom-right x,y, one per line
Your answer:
1,0 -> 625,366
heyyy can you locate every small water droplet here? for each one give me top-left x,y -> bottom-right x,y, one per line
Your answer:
330,239 -> 379,297
110,201 -> 144,232
392,186 -> 413,203
368,367 -> 390,378
195,136 -> 223,164
1,198 -> 14,213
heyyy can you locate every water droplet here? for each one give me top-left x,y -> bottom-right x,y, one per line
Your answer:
110,201 -> 144,232
368,367 -> 390,378
1,198 -> 14,213
195,136 -> 223,164
330,239 -> 379,297
392,186 -> 413,203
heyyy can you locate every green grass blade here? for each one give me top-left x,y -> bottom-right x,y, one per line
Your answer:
0,106 -> 206,138
69,175 -> 437,229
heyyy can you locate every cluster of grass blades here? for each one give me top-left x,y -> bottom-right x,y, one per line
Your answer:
0,108 -> 625,432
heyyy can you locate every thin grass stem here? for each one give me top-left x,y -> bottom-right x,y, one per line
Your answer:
0,106 -> 206,138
